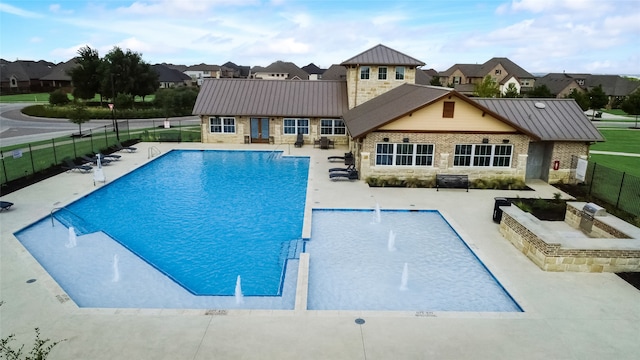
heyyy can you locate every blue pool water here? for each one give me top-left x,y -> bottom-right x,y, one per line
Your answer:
307,210 -> 521,312
23,150 -> 309,297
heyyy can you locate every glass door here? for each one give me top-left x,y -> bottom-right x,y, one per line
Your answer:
250,118 -> 269,143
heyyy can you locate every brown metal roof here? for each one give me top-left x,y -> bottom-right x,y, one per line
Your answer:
340,44 -> 425,66
192,78 -> 348,117
343,84 -> 451,138
473,98 -> 604,141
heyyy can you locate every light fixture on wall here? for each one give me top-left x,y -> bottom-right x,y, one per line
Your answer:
502,139 -> 510,144
383,137 -> 389,142
403,138 -> 410,143
482,138 -> 489,144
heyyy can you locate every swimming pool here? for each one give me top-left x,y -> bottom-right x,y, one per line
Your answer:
18,150 -> 309,300
307,209 -> 521,312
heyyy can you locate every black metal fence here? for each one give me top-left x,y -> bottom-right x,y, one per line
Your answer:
0,119 -> 201,192
572,155 -> 640,217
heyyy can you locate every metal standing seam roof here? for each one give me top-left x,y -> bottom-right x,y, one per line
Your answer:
192,78 -> 348,118
473,98 -> 604,142
340,44 -> 425,66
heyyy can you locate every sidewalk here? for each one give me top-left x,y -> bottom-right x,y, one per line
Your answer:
590,150 -> 640,157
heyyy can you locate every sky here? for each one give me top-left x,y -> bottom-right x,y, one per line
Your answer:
1,0 -> 639,75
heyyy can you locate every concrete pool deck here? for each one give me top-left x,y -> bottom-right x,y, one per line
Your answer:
1,142 -> 639,359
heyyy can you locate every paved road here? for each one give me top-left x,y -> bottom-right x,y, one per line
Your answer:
0,103 -> 200,147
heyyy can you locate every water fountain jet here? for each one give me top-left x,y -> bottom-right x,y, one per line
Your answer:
400,262 -> 408,291
65,227 -> 77,248
373,203 -> 381,224
112,254 -> 120,282
235,275 -> 244,304
387,230 -> 396,251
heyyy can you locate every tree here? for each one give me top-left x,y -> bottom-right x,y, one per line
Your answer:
68,46 -> 103,101
566,88 -> 590,111
473,75 -> 500,97
68,103 -> 91,135
154,87 -> 199,118
429,76 -> 443,86
503,83 -> 520,98
621,89 -> 640,128
101,47 -> 159,105
587,84 -> 609,119
527,84 -> 553,98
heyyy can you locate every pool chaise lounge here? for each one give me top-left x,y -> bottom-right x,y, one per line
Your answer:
328,164 -> 355,172
81,155 -> 113,166
113,142 -> 137,152
329,169 -> 359,180
99,152 -> 121,161
328,152 -> 354,163
0,201 -> 13,211
62,158 -> 93,173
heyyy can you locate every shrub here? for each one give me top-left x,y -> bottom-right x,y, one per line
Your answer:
48,90 -> 70,106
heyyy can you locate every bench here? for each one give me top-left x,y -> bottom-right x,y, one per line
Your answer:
436,174 -> 469,192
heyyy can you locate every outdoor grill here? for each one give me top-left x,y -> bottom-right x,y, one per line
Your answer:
579,202 -> 606,233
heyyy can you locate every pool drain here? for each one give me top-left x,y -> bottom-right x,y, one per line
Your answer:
26,279 -> 36,283
355,318 -> 365,325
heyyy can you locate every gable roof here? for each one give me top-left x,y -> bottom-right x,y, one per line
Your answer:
301,63 -> 325,75
342,84 -> 458,138
320,64 -> 346,80
193,78 -> 348,117
152,64 -> 192,82
440,58 -> 533,79
473,98 -> 603,142
340,44 -> 425,66
40,58 -> 78,81
186,63 -> 220,72
253,61 -> 309,80
535,74 -> 582,96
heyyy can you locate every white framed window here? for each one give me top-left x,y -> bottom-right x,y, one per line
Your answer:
378,67 -> 387,80
360,66 -> 370,80
320,119 -> 346,135
395,66 -> 405,80
283,118 -> 309,135
375,143 -> 434,166
209,116 -> 235,133
454,144 -> 512,167
453,76 -> 461,84
495,69 -> 502,75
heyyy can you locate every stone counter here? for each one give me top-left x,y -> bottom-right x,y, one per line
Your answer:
499,204 -> 640,272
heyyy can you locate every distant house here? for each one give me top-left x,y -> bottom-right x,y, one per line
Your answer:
40,58 -> 77,90
220,62 -> 251,78
439,58 -> 535,95
301,63 -> 325,80
540,73 -> 640,106
184,64 -> 221,86
152,64 -> 192,88
193,44 -> 602,184
535,74 -> 585,98
250,61 -> 309,80
0,60 -> 55,93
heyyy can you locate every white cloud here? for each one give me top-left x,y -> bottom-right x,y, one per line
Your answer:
29,37 -> 43,43
0,3 -> 42,18
49,4 -> 73,14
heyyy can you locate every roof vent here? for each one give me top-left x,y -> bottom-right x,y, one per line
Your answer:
534,102 -> 546,109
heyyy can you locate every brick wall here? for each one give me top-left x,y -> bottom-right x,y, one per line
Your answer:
548,142 -> 589,183
345,66 -> 416,109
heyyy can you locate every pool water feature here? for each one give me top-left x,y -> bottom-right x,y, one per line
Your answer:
16,150 -> 309,308
307,209 -> 522,312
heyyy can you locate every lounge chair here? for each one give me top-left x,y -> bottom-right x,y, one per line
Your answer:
99,152 -> 121,161
81,155 -> 112,166
114,142 -> 137,152
0,201 -> 13,211
328,151 -> 354,163
62,158 -> 92,173
329,164 -> 355,172
294,132 -> 304,147
329,169 -> 359,180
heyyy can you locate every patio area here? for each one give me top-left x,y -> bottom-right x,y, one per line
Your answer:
1,142 -> 639,359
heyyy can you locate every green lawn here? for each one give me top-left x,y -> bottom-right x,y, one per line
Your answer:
588,129 -> 640,177
590,129 -> 640,154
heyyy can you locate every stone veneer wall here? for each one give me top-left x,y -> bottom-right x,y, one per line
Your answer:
200,116 -> 349,146
499,208 -> 640,272
345,66 -> 416,109
564,204 -> 631,239
358,131 -> 530,181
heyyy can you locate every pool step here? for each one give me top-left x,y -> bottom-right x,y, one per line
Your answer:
52,210 -> 99,235
278,239 -> 302,264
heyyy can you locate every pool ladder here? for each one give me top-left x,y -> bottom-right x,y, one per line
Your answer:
148,146 -> 161,159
